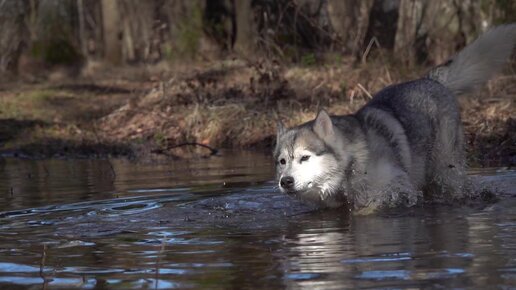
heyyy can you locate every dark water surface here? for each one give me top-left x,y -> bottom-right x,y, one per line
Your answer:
0,151 -> 515,289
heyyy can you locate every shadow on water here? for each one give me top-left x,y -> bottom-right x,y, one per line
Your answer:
0,151 -> 514,289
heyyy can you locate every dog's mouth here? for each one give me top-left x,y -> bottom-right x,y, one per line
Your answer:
283,188 -> 299,196
283,182 -> 316,196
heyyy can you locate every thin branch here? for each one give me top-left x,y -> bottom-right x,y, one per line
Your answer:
357,83 -> 372,99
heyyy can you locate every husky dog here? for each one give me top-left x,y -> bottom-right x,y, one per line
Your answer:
275,25 -> 516,211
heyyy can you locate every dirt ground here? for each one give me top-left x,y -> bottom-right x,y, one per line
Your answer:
0,57 -> 514,167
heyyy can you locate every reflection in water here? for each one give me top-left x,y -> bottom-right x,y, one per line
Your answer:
0,150 -> 274,211
280,206 -> 515,289
0,152 -> 514,289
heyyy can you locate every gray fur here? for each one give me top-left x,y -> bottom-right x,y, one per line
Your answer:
275,25 -> 516,211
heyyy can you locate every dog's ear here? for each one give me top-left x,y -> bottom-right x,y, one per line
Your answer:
276,120 -> 286,138
313,110 -> 334,139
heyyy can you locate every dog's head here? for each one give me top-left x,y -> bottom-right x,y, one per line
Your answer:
274,110 -> 364,207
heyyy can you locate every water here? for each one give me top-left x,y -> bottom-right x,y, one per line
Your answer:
0,151 -> 515,289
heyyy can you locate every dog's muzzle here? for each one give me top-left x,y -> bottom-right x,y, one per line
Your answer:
280,176 -> 294,190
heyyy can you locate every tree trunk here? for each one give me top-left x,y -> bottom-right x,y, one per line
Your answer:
118,0 -> 156,63
77,0 -> 87,56
364,0 -> 400,51
162,0 -> 207,60
0,1 -> 29,74
101,0 -> 122,64
233,0 -> 255,56
393,0 -> 416,64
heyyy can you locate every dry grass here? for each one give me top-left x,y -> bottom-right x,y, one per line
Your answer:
97,57 -> 417,145
460,75 -> 516,166
0,56 -> 513,166
95,56 -> 514,166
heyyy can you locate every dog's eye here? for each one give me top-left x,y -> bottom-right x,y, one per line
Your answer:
300,155 -> 311,162
279,158 -> 286,165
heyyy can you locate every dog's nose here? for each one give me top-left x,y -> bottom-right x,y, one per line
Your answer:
280,176 -> 295,189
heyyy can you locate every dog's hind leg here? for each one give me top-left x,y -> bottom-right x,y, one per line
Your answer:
425,115 -> 469,202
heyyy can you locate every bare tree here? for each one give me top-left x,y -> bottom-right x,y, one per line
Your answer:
161,0 -> 207,60
101,0 -> 121,64
233,0 -> 255,56
0,0 -> 28,74
118,0 -> 157,63
326,0 -> 374,55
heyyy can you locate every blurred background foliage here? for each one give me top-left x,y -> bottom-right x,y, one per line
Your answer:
0,0 -> 514,78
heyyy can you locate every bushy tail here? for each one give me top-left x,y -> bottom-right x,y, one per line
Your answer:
427,24 -> 516,95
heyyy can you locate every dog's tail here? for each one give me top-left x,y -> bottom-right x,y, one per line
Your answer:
427,24 -> 516,95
